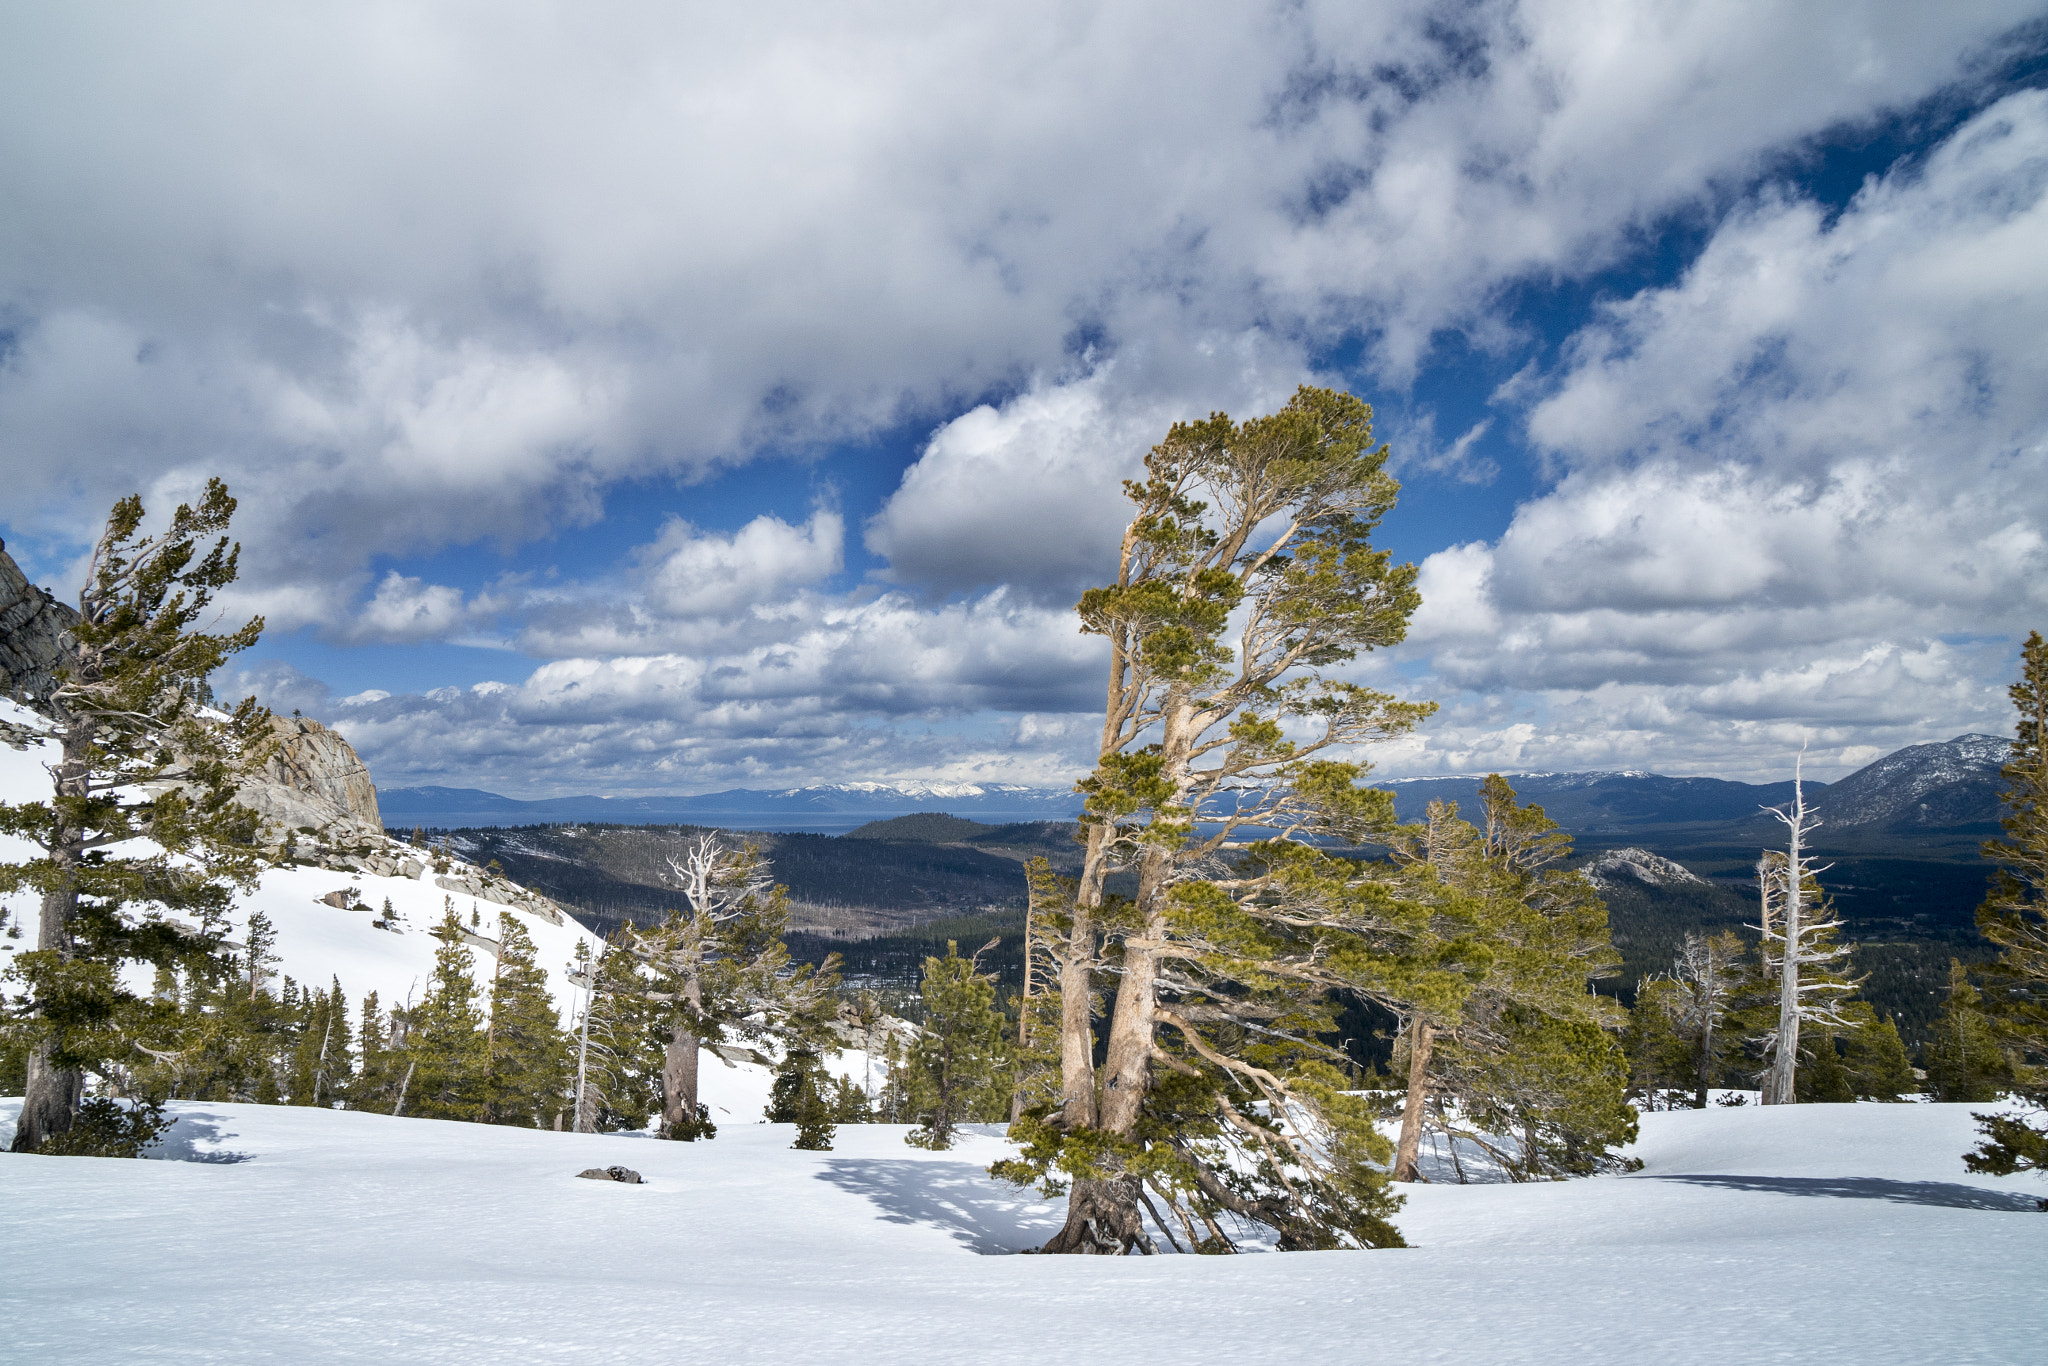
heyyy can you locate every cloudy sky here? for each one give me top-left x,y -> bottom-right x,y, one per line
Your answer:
3,1 -> 2045,796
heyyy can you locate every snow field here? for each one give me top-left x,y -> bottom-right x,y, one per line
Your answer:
1,1099 -> 2041,1364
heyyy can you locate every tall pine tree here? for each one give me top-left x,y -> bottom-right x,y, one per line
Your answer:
483,914 -> 570,1127
1,480 -> 269,1151
1968,630 -> 2048,1174
401,903 -> 489,1121
903,941 -> 1011,1150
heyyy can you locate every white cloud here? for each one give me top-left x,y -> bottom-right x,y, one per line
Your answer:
293,588 -> 1105,794
3,2 -> 2032,617
641,509 -> 843,621
1390,90 -> 2048,777
8,2 -> 2044,788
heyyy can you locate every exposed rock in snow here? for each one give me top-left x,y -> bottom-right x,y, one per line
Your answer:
237,713 -> 385,846
576,1165 -> 644,1183
1582,847 -> 1706,891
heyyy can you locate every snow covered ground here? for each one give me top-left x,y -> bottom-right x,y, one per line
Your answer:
1,1099 -> 2040,1364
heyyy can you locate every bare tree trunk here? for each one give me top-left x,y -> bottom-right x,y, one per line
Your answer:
1393,1016 -> 1434,1182
1012,884 -> 1035,1124
1096,897 -> 1164,1136
391,1060 -> 415,1117
1041,844 -> 1170,1252
1764,771 -> 1810,1106
661,973 -> 703,1134
573,976 -> 595,1134
1695,1010 -> 1713,1110
1056,818 -> 1111,1131
313,1010 -> 334,1106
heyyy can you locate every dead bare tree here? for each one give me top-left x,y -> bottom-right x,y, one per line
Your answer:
1757,756 -> 1855,1104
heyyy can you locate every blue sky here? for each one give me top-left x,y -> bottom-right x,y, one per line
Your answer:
3,3 -> 2045,796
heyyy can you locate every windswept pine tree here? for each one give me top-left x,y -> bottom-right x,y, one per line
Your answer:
0,480 -> 270,1151
1002,386 -> 1434,1254
1968,630 -> 2048,1175
1375,778 -> 1629,1182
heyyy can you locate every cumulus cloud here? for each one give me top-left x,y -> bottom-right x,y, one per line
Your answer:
286,589 -> 1105,793
6,2 -> 2043,789
1388,90 -> 2048,777
4,2 -> 2032,614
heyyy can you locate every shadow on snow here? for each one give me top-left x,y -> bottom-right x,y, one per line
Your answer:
813,1157 -> 1064,1254
1643,1173 -> 2041,1212
148,1109 -> 254,1164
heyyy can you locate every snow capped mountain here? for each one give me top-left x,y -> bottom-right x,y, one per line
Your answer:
1808,734 -> 2010,831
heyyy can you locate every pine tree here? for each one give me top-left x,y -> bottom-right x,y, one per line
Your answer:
625,834 -> 840,1140
1624,978 -> 1696,1109
0,480 -> 269,1151
1377,778 -> 1629,1181
766,1046 -> 837,1150
287,979 -> 353,1107
574,931 -> 664,1132
1014,385 -> 1432,1255
1841,1007 -> 1916,1102
1926,960 -> 2011,1103
401,903 -> 489,1120
1967,630 -> 2048,1174
903,941 -> 1012,1150
483,915 -> 570,1127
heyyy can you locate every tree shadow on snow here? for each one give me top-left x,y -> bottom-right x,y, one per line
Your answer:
814,1158 -> 1064,1254
149,1110 -> 253,1164
1646,1173 -> 2041,1212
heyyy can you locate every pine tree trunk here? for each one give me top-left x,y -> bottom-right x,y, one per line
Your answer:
1393,1016 -> 1434,1182
1694,1012 -> 1712,1110
1095,902 -> 1163,1137
1038,1175 -> 1148,1255
661,973 -> 703,1134
13,744 -> 86,1153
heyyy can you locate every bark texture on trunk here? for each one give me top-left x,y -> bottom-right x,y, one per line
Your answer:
13,793 -> 83,1152
1392,1016 -> 1434,1183
1694,1016 -> 1713,1111
1038,1176 -> 1151,1255
660,974 -> 703,1134
1095,900 -> 1164,1136
13,1051 -> 82,1152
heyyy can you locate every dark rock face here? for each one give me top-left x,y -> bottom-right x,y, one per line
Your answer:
0,538 -> 80,704
576,1166 -> 644,1184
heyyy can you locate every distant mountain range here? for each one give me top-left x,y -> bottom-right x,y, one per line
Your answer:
383,733 -> 2014,842
379,780 -> 1086,834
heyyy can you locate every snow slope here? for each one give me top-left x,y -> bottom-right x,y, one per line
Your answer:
0,1100 -> 2039,1364
0,700 -> 603,1022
